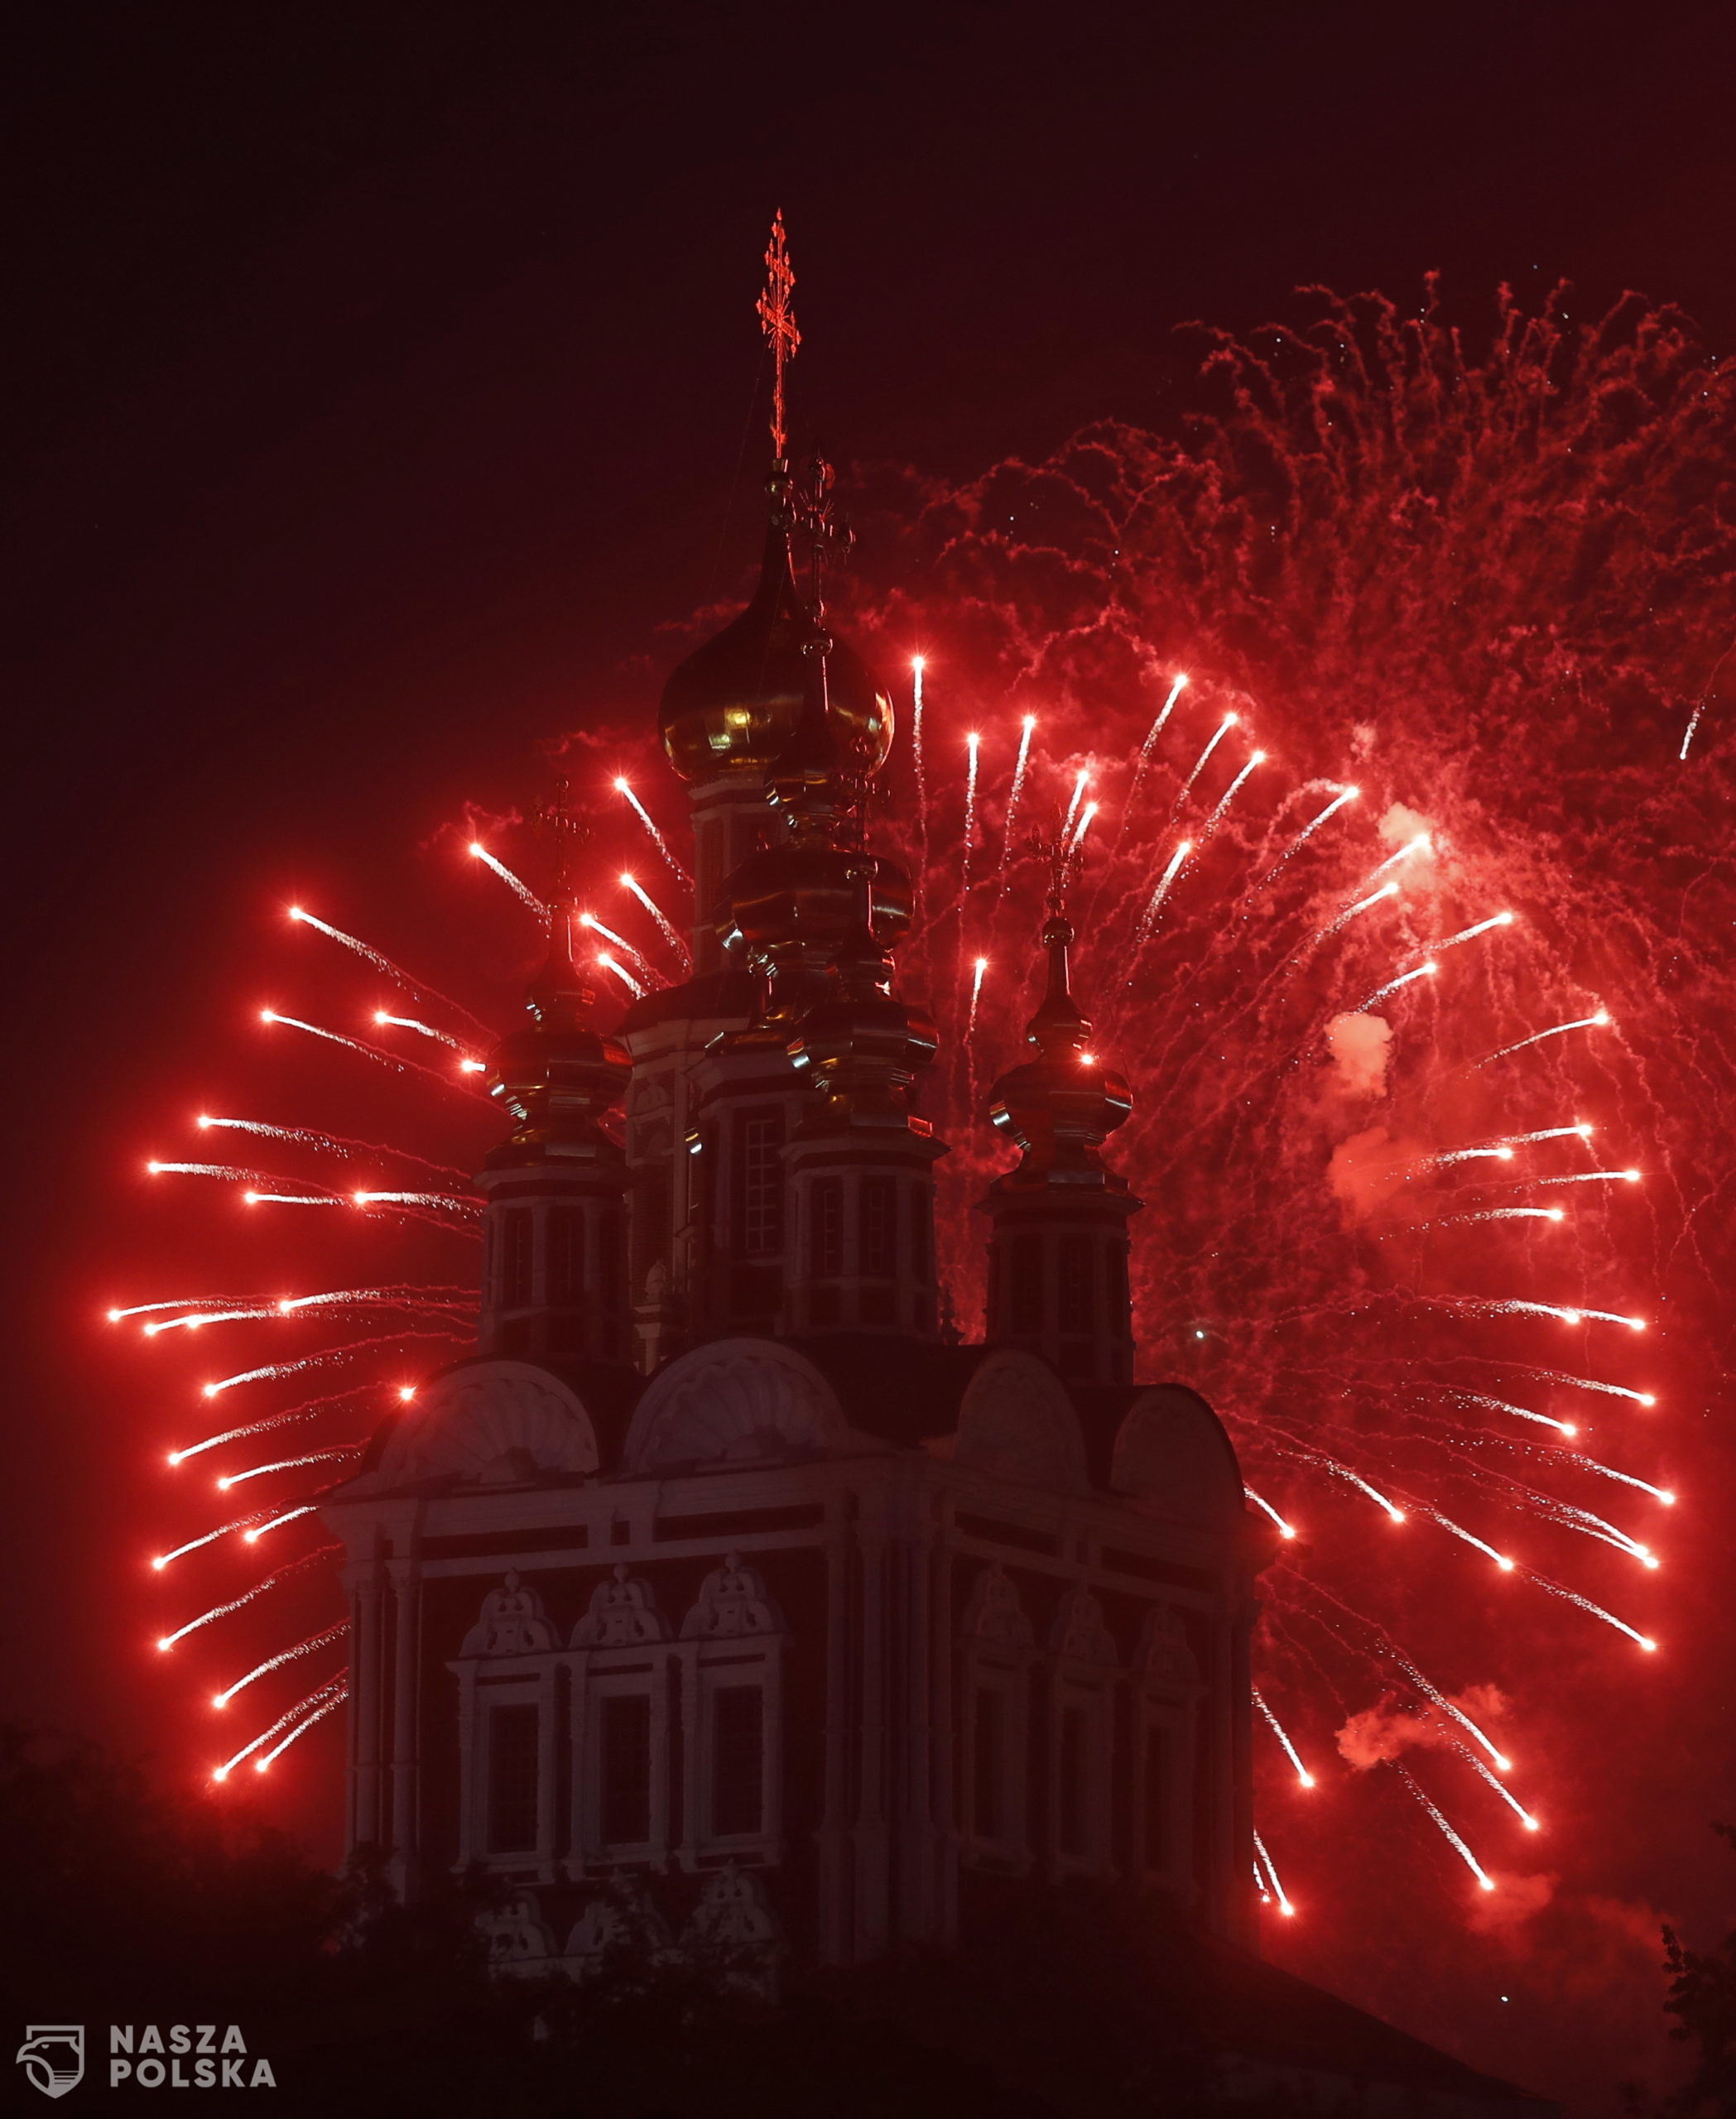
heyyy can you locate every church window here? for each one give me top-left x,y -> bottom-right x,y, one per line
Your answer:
487,1703 -> 541,1853
971,1686 -> 1006,1842
600,1693 -> 652,1847
709,1685 -> 764,1836
1142,1723 -> 1172,1876
1058,1234 -> 1094,1334
1057,1705 -> 1089,1858
547,1208 -> 584,1307
811,1176 -> 844,1278
1009,1232 -> 1043,1333
861,1175 -> 897,1277
502,1209 -> 533,1308
738,1111 -> 786,1257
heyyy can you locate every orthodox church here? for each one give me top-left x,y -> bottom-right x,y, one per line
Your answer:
321,233 -> 1554,2114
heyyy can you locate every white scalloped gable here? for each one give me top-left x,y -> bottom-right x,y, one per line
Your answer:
1112,1385 -> 1243,1527
953,1348 -> 1089,1495
623,1339 -> 848,1473
376,1360 -> 600,1482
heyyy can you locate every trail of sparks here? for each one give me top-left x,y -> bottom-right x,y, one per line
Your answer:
1475,1011 -> 1612,1067
259,1011 -> 406,1076
467,842 -> 543,910
1367,830 -> 1433,882
197,1117 -> 477,1183
1201,749 -> 1264,838
352,1189 -> 481,1217
1567,1457 -> 1675,1506
155,1546 -> 340,1650
1255,783 -> 1358,888
579,911 -> 652,976
1525,1169 -> 1643,1188
253,1682 -> 349,1771
1417,1208 -> 1565,1229
214,1675 -> 347,1780
1431,1296 -> 1647,1333
1137,840 -> 1193,939
1253,1688 -> 1316,1785
1311,880 -> 1400,949
373,1011 -> 469,1055
597,952 -> 646,998
961,733 -> 980,895
1529,1574 -> 1657,1651
1253,1828 -> 1295,1916
1296,1451 -> 1406,1522
911,659 -> 929,926
1173,711 -> 1238,812
612,781 -> 691,886
286,909 -> 490,1037
1357,960 -> 1436,1012
1421,910 -> 1516,955
214,1622 -> 349,1708
1455,1745 -> 1540,1831
1246,1487 -> 1296,1540
1066,800 -> 1099,858
967,958 -> 988,1043
241,1506 -> 319,1545
998,715 -> 1036,887
1061,767 -> 1090,844
1427,1389 -> 1579,1438
1391,1658 -> 1512,1771
167,1386 -> 382,1465
1393,1765 -> 1495,1890
155,1511 -> 272,1569
1422,1506 -> 1516,1573
218,1444 -> 363,1491
620,873 -> 692,970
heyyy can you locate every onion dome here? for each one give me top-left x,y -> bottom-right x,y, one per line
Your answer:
988,903 -> 1133,1183
658,466 -> 895,786
786,862 -> 938,1132
484,911 -> 630,1170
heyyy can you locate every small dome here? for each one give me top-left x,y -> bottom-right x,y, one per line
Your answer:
659,522 -> 894,784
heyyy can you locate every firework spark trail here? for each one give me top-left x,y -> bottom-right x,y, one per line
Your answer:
1253,1688 -> 1317,1785
1528,1573 -> 1657,1651
352,1189 -> 482,1218
1137,839 -> 1194,939
1420,911 -> 1517,957
1502,1367 -> 1658,1407
611,781 -> 692,886
241,1506 -> 319,1545
218,1444 -> 364,1490
1565,1457 -> 1676,1506
911,660 -> 929,926
1474,1011 -> 1612,1067
1499,1123 -> 1597,1147
1356,960 -> 1436,1012
1201,749 -> 1264,839
967,958 -> 988,1043
373,1011 -> 469,1055
620,873 -> 692,970
155,1547 -> 341,1650
597,952 -> 647,999
108,1295 -> 241,1321
1430,1297 -> 1647,1333
1253,1829 -> 1295,1915
467,841 -> 544,911
200,1331 -> 469,1401
214,1622 -> 349,1708
1291,1451 -> 1406,1521
155,1511 -> 274,1569
259,1011 -> 408,1074
1523,1170 -> 1644,1189
254,1681 -> 349,1771
1394,1764 -> 1496,1890
197,1118 -> 478,1184
1171,711 -> 1238,815
1061,767 -> 1090,844
1245,1487 -> 1296,1540
167,1386 -> 383,1465
1453,1744 -> 1541,1831
998,715 -> 1036,888
1388,1656 -> 1511,1771
578,912 -> 654,977
1422,1506 -> 1516,1572
960,733 -> 980,896
1366,831 -> 1433,882
1416,1208 -> 1565,1229
1066,800 -> 1099,858
214,1675 -> 347,1780
143,1306 -> 278,1336
1539,1502 -> 1658,1569
286,909 -> 492,1039
1432,1146 -> 1517,1166
146,1162 -> 289,1187
244,1193 -> 343,1208
1309,879 -> 1400,951
1254,783 -> 1358,888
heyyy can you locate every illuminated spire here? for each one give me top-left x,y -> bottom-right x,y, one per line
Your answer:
757,209 -> 801,462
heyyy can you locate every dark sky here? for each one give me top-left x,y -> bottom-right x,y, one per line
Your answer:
4,0 -> 1734,2105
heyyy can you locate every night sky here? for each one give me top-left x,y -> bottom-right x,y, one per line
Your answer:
5,5 -> 1735,2112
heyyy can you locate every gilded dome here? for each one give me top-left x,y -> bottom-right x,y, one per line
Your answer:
658,521 -> 894,785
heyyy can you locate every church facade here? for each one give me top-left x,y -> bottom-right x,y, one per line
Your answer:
322,339 -> 1265,1986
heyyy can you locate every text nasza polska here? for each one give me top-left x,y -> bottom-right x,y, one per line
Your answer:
108,2025 -> 275,2089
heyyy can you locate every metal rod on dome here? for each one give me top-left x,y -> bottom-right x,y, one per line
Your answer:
757,211 -> 801,462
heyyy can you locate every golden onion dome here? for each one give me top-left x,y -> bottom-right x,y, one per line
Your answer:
659,516 -> 894,785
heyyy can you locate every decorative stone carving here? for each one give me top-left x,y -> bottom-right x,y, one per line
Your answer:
682,1862 -> 780,1953
623,1339 -> 845,1473
1048,1585 -> 1119,1667
571,1564 -> 668,1647
955,1348 -> 1089,1496
565,1874 -> 675,1975
1137,1603 -> 1200,1689
460,1571 -> 558,1656
960,1563 -> 1035,1647
680,1553 -> 783,1639
1111,1385 -> 1243,1527
376,1359 -> 600,1483
479,1889 -> 555,1966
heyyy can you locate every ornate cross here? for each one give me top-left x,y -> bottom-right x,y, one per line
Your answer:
757,210 -> 801,459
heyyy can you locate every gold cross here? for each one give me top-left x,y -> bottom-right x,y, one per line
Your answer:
756,210 -> 801,459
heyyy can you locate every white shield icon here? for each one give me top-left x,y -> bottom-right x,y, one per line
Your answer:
15,2026 -> 84,2100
